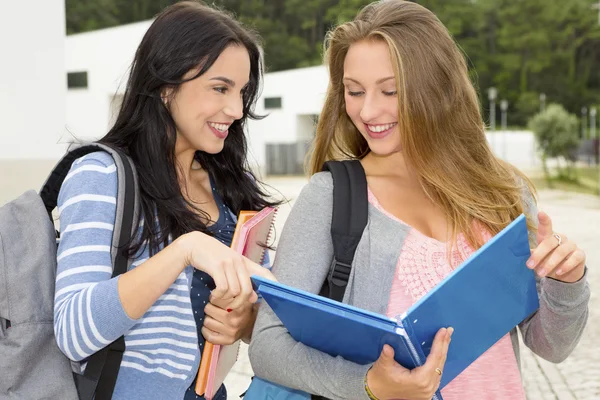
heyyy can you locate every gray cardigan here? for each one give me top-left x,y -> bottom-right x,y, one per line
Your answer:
249,172 -> 590,400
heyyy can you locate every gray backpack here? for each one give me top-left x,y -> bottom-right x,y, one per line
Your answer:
0,144 -> 139,400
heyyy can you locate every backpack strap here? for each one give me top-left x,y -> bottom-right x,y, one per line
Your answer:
40,143 -> 139,400
318,160 -> 368,303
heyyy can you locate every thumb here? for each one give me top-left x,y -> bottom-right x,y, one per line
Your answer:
536,211 -> 553,244
245,258 -> 278,282
378,344 -> 395,366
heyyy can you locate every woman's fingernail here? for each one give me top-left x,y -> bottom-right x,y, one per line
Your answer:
227,308 -> 233,313
538,269 -> 546,277
556,269 -> 563,276
526,259 -> 534,268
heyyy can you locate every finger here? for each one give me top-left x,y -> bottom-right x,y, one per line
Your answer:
201,326 -> 231,346
204,302 -> 229,321
248,290 -> 259,303
242,258 -> 271,303
554,248 -> 586,276
245,258 -> 276,280
381,344 -> 395,362
527,234 -> 564,271
375,344 -> 399,371
208,294 -> 233,310
423,328 -> 449,373
222,259 -> 241,300
230,257 -> 253,309
437,327 -> 453,373
209,262 -> 229,300
536,211 -> 553,244
203,314 -> 234,335
535,241 -> 576,277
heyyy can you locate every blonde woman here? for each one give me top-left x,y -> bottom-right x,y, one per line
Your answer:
248,1 -> 590,399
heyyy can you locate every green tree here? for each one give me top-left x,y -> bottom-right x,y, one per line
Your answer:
65,0 -> 600,117
528,104 -> 581,182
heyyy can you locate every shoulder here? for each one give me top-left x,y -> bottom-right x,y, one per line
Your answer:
306,171 -> 333,192
72,150 -> 116,168
292,172 -> 334,208
58,151 -> 119,208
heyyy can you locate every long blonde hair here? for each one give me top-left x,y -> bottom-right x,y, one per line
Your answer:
309,0 -> 536,250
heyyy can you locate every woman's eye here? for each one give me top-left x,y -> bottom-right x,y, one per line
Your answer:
383,90 -> 397,96
347,91 -> 364,97
214,87 -> 228,94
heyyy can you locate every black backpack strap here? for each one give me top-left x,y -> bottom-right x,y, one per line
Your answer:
318,160 -> 368,303
41,143 -> 139,400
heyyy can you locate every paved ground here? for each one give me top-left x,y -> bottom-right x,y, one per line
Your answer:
517,191 -> 599,400
1,164 -> 597,399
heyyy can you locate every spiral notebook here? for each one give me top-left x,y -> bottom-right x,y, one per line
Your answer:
195,206 -> 277,398
251,214 -> 539,399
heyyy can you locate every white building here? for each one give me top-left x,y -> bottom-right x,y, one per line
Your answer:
65,21 -> 152,144
0,0 -> 66,160
64,21 -> 329,176
247,65 -> 328,175
0,1 -> 539,173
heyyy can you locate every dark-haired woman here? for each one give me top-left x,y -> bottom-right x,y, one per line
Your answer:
53,2 -> 276,399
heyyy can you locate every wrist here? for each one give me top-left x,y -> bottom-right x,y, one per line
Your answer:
174,231 -> 203,268
241,304 -> 259,344
365,368 -> 384,400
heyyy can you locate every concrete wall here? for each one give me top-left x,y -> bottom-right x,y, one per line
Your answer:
0,0 -> 66,161
486,130 -> 539,170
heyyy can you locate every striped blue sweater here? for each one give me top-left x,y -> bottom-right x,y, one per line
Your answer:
54,152 -> 202,399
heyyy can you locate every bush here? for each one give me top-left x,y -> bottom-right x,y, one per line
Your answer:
528,104 -> 580,181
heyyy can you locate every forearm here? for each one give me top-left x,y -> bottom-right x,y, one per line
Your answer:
519,271 -> 590,363
119,233 -> 196,320
249,303 -> 371,399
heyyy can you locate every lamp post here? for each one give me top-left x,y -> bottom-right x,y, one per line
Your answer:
582,107 -> 588,139
593,107 -> 600,195
539,93 -> 546,112
591,108 -> 598,175
488,87 -> 497,153
500,100 -> 508,159
591,108 -> 597,140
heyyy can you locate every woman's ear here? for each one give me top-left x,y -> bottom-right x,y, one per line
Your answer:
161,86 -> 174,107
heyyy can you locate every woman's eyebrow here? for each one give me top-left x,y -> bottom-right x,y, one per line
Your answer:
209,76 -> 236,86
342,76 -> 394,84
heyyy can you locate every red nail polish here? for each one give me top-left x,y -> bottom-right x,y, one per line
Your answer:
227,308 -> 233,313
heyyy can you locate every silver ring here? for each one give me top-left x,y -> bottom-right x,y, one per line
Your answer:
553,233 -> 562,246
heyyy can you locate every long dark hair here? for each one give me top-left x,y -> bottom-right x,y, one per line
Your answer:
100,1 -> 278,256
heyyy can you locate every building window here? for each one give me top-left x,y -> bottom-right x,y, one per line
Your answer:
67,72 -> 88,89
264,97 -> 282,110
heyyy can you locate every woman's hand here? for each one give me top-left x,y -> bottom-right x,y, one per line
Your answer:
178,231 -> 274,310
527,211 -> 586,283
366,327 -> 453,400
202,295 -> 257,345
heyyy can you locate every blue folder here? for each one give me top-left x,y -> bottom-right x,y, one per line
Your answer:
252,214 -> 540,399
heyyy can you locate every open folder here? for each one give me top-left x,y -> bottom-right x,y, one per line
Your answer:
195,206 -> 277,399
251,214 -> 539,400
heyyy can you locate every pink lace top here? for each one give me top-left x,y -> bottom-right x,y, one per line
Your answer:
368,188 -> 526,400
